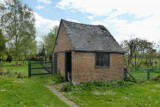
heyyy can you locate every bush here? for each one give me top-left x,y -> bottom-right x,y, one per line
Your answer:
0,68 -> 25,78
15,72 -> 26,78
60,83 -> 74,92
6,55 -> 12,63
153,75 -> 160,81
77,82 -> 96,91
60,80 -> 134,92
51,73 -> 64,84
37,56 -> 45,61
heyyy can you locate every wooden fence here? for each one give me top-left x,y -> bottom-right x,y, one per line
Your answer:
28,61 -> 53,77
124,68 -> 160,82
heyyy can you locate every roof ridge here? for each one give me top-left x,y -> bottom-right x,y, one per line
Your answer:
61,19 -> 103,27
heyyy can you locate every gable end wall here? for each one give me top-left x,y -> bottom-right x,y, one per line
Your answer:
53,23 -> 73,77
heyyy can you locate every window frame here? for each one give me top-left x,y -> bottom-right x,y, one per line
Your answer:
95,52 -> 110,68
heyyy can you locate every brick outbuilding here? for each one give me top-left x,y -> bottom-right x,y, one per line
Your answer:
53,19 -> 125,84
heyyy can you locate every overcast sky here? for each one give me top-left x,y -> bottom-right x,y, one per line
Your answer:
2,0 -> 160,43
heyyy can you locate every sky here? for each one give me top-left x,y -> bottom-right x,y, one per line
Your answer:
2,0 -> 160,43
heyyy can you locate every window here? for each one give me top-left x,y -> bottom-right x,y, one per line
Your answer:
96,52 -> 110,68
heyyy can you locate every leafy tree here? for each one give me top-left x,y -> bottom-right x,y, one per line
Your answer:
37,45 -> 46,61
20,35 -> 37,63
0,0 -> 36,66
43,26 -> 58,61
121,37 -> 157,68
121,38 -> 139,67
0,29 -> 6,60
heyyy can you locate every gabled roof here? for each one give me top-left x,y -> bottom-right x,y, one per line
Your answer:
61,19 -> 125,53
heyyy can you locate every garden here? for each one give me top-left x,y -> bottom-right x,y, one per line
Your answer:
0,62 -> 68,107
1,61 -> 160,107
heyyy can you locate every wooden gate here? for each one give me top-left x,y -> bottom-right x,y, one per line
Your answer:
28,61 -> 53,77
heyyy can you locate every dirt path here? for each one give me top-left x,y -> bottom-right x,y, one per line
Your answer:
47,85 -> 79,107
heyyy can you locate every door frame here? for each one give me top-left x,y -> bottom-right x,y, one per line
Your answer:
65,51 -> 72,82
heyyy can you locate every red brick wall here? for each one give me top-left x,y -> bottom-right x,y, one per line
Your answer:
54,23 -> 73,53
72,51 -> 124,84
53,23 -> 72,78
57,53 -> 65,77
53,23 -> 124,84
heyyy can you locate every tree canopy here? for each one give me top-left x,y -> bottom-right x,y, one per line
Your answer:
121,37 -> 158,68
0,29 -> 6,60
0,0 -> 36,65
43,26 -> 58,61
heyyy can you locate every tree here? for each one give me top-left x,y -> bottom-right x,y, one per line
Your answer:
121,37 -> 157,68
20,34 -> 37,63
0,29 -> 6,60
0,0 -> 36,66
121,38 -> 139,67
43,26 -> 58,61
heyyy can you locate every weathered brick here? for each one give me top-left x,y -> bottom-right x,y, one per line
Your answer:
53,22 -> 124,84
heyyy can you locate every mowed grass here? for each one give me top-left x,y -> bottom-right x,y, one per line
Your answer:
65,82 -> 160,107
0,61 -> 68,107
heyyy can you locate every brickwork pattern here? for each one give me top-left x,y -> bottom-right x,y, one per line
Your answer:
72,52 -> 124,84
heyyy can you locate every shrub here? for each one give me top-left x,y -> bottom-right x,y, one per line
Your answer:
60,80 -> 135,92
15,72 -> 26,78
51,73 -> 64,84
93,80 -> 106,87
153,75 -> 160,81
60,83 -> 74,92
6,55 -> 12,63
0,67 -> 3,75
37,56 -> 45,61
0,68 -> 25,78
77,82 -> 96,91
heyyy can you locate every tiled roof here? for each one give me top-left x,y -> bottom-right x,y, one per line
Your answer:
61,19 -> 125,53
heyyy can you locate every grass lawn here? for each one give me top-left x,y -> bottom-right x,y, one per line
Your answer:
0,61 -> 69,107
65,82 -> 160,107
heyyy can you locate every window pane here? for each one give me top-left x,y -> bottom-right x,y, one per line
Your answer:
104,59 -> 107,66
96,59 -> 99,66
96,53 -> 109,67
100,59 -> 103,66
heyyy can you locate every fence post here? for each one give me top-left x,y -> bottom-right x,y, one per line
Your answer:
147,69 -> 150,80
28,61 -> 31,78
51,60 -> 53,75
124,67 -> 128,81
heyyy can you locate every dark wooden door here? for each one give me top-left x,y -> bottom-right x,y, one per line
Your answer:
65,52 -> 72,82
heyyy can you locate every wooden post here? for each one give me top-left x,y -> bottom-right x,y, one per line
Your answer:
147,69 -> 150,80
51,60 -> 53,75
124,67 -> 128,81
28,61 -> 31,78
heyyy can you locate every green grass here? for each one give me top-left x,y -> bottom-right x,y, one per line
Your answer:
65,82 -> 160,107
0,61 -> 69,107
3,61 -> 28,75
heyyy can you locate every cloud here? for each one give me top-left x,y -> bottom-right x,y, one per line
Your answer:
57,0 -> 159,17
66,19 -> 80,23
0,0 -> 4,3
37,0 -> 52,4
87,16 -> 94,20
35,5 -> 45,10
33,12 -> 59,41
57,0 -> 160,43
